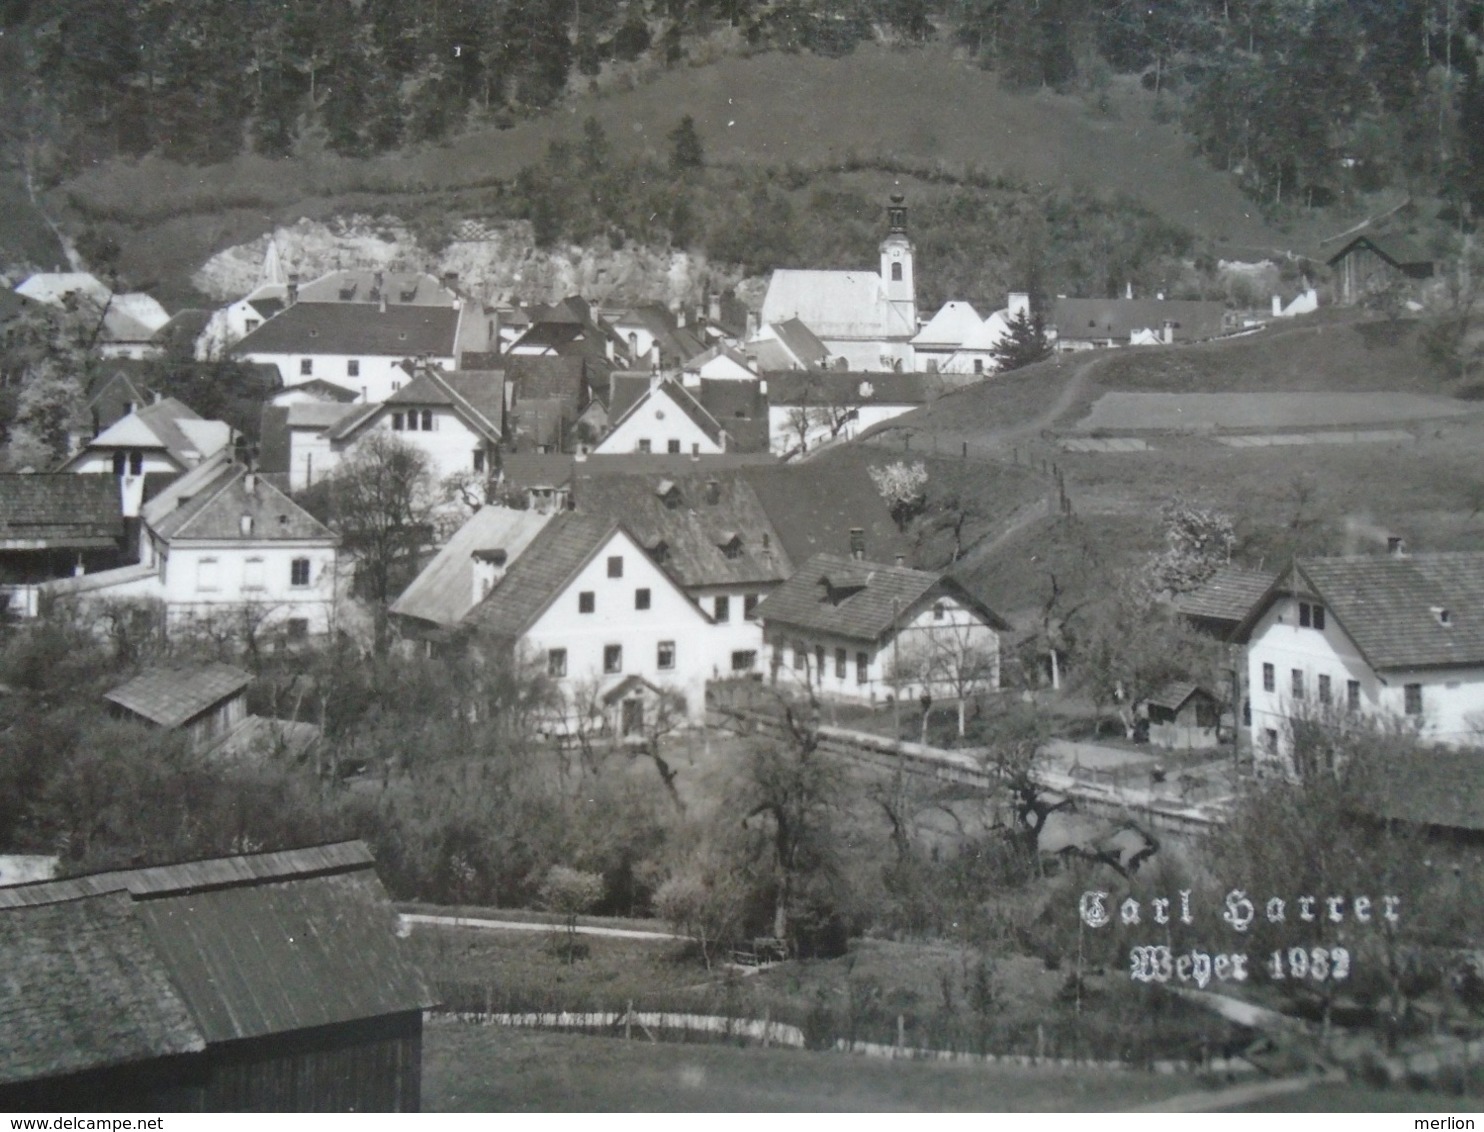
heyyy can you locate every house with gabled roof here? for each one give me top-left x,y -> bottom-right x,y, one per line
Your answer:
592,376 -> 732,456
59,398 -> 234,478
14,273 -> 171,360
911,293 -> 1028,379
759,196 -> 918,372
0,842 -> 432,1112
507,297 -> 630,366
572,472 -> 792,676
1047,296 -> 1230,351
754,551 -> 1009,705
682,343 -> 757,382
64,368 -> 156,456
460,511 -> 714,727
43,454 -> 338,636
1235,552 -> 1484,762
1325,231 -> 1436,305
322,364 -> 503,486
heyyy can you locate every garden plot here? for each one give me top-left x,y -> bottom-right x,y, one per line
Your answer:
1075,392 -> 1477,434
1217,429 -> 1414,448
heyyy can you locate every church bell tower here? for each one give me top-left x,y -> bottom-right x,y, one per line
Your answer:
879,193 -> 916,332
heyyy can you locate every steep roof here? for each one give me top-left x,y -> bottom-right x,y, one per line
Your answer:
504,354 -> 601,405
0,842 -> 433,1050
762,318 -> 831,368
66,398 -> 232,469
572,472 -> 791,588
69,369 -> 154,433
328,367 -> 501,444
232,302 -> 460,358
1048,298 -> 1228,343
1144,681 -> 1218,712
739,457 -> 909,566
754,553 -> 1008,643
461,512 -> 621,639
1325,232 -> 1434,271
507,396 -> 568,449
1174,566 -> 1278,626
145,461 -> 334,543
764,370 -> 930,406
912,300 -> 985,348
105,662 -> 253,728
390,506 -> 553,628
0,892 -> 205,1087
605,379 -> 726,449
761,269 -> 915,341
0,474 -> 123,548
1245,553 -> 1484,671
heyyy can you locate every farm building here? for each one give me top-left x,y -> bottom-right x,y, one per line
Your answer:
1140,682 -> 1222,750
0,842 -> 432,1112
1326,232 -> 1436,305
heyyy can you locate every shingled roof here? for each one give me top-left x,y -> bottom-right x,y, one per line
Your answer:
461,512 -> 621,639
1048,298 -> 1228,344
232,302 -> 460,358
739,456 -> 909,567
143,461 -> 333,543
0,842 -> 433,1060
1174,566 -> 1277,627
754,553 -> 1008,643
105,662 -> 253,728
391,506 -> 553,629
328,366 -> 503,443
0,474 -> 123,548
1240,553 -> 1484,670
504,355 -> 602,405
573,472 -> 791,588
0,892 -> 205,1087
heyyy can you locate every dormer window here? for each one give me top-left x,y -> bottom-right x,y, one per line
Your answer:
649,540 -> 669,564
718,533 -> 743,559
1432,606 -> 1452,626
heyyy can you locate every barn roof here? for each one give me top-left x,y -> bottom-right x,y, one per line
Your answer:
1324,232 -> 1434,270
104,662 -> 253,728
0,842 -> 433,1054
0,891 -> 205,1087
1174,566 -> 1277,626
1144,681 -> 1218,712
1048,298 -> 1228,343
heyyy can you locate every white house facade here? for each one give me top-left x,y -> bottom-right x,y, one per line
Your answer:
594,378 -> 727,456
1239,554 -> 1484,763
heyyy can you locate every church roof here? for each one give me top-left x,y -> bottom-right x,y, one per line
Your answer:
760,270 -> 915,342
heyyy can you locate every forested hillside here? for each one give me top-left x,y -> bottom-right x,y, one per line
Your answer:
2,0 -> 1482,217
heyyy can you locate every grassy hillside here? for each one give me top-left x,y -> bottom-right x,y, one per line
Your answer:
51,43 -> 1304,302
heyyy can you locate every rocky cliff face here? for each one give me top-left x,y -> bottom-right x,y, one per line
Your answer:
192,216 -> 761,309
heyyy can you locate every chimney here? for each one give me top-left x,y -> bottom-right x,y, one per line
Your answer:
1125,281 -> 1133,300
1272,293 -> 1283,317
1161,320 -> 1175,345
472,549 -> 508,604
574,446 -> 588,463
690,446 -> 700,462
705,479 -> 720,505
745,309 -> 760,339
443,271 -> 459,291
1388,536 -> 1407,557
894,553 -> 905,567
379,290 -> 388,314
850,527 -> 865,560
708,291 -> 721,323
676,308 -> 686,329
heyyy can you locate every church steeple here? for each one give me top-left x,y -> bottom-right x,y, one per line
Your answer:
879,193 -> 916,332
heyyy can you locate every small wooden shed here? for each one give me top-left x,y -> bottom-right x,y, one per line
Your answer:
1141,682 -> 1222,750
104,662 -> 252,752
1326,233 -> 1435,304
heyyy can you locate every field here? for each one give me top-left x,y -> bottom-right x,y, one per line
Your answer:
1074,392 -> 1478,434
422,1026 -> 1206,1112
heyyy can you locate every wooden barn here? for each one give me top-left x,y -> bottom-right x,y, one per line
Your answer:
0,842 -> 433,1112
1326,232 -> 1435,304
